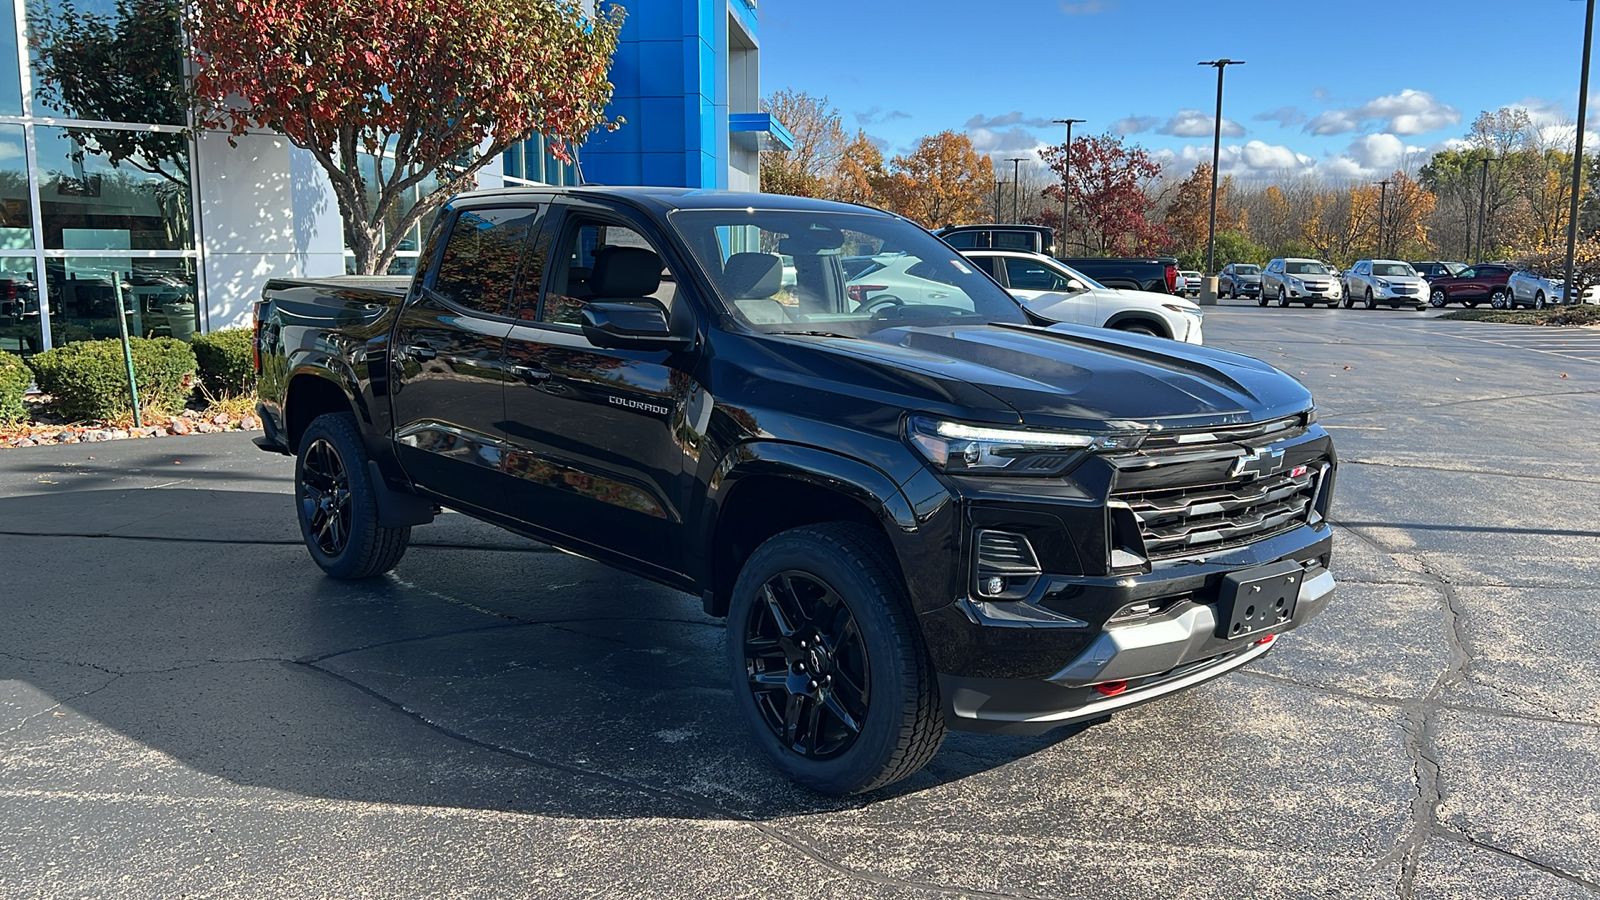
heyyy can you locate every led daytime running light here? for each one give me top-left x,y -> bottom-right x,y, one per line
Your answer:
932,420 -> 1096,448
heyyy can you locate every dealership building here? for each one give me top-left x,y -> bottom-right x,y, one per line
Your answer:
0,0 -> 785,359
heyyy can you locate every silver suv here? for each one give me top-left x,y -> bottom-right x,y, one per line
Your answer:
1260,258 -> 1342,307
1340,260 -> 1428,310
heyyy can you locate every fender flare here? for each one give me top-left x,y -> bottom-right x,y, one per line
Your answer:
1101,311 -> 1172,338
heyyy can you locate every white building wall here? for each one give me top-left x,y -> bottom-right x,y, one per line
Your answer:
193,131 -> 343,329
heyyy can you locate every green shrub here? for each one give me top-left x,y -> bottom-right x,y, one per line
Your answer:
29,337 -> 197,421
0,349 -> 31,426
190,327 -> 256,398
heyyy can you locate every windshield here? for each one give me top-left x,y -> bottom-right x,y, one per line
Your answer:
1446,262 -> 1467,276
1055,262 -> 1108,291
1285,262 -> 1322,275
1373,263 -> 1416,277
1234,265 -> 1260,275
670,209 -> 1029,334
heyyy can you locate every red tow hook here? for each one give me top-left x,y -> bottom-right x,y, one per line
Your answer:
1093,680 -> 1128,697
1255,634 -> 1276,646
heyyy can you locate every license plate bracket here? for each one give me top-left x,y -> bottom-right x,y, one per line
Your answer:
1216,560 -> 1303,640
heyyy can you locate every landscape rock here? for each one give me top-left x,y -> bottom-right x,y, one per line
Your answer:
169,419 -> 191,435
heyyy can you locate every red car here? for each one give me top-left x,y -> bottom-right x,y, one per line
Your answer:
1426,263 -> 1512,309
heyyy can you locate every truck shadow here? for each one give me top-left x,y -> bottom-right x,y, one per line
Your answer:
0,487 -> 1089,822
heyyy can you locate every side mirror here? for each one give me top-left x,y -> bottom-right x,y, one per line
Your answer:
1065,279 -> 1086,292
580,302 -> 692,351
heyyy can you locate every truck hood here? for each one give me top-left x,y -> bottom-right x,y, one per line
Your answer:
785,323 -> 1313,431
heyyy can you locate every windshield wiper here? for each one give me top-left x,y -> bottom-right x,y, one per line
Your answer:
766,329 -> 858,339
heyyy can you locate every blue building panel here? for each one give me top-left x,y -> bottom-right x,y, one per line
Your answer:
571,1 -> 754,190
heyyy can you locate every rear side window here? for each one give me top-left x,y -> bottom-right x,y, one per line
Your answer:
992,232 -> 1037,251
941,231 -> 984,249
431,206 -> 543,317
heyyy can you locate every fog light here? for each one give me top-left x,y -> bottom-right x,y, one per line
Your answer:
981,576 -> 1005,596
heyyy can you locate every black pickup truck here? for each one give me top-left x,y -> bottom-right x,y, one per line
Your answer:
1058,257 -> 1180,294
253,186 -> 1338,795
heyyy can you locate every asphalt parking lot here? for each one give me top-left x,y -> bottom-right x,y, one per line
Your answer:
2,303 -> 1598,899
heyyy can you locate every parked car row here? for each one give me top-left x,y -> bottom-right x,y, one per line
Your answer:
957,250 -> 1204,343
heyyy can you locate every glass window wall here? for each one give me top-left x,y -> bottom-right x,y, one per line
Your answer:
0,258 -> 39,355
44,256 -> 197,344
26,0 -> 186,125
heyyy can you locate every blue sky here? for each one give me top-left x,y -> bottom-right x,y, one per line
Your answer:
758,0 -> 1595,181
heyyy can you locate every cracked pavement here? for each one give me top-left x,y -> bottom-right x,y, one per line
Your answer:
1,304 -> 1597,898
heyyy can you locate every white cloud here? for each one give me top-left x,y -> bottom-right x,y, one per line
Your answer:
1157,141 -> 1316,180
855,107 -> 910,127
966,112 -> 1057,130
1304,89 -> 1460,136
1254,106 -> 1307,127
1113,115 -> 1160,135
966,126 -> 1049,161
1158,109 -> 1244,138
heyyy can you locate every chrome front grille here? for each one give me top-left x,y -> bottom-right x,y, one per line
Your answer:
1113,465 -> 1323,560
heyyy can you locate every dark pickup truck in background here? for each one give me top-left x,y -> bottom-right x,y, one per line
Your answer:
1058,257 -> 1180,294
254,186 -> 1338,795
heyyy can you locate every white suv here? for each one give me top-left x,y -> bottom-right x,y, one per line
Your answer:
1260,258 -> 1343,307
1340,259 -> 1428,310
960,249 -> 1204,343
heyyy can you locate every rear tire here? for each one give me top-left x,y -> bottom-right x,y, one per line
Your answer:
727,523 -> 945,795
1490,288 -> 1510,309
295,412 -> 410,579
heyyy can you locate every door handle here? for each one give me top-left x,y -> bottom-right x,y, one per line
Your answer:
511,364 -> 551,384
404,343 -> 437,361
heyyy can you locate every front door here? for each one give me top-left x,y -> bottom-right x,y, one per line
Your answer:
497,203 -> 700,576
390,203 -> 544,514
1002,256 -> 1095,324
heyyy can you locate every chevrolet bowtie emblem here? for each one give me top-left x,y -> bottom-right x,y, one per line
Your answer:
1231,447 -> 1286,479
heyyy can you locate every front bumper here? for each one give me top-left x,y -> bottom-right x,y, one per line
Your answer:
937,564 -> 1334,735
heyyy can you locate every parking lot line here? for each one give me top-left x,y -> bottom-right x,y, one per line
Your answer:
1429,324 -> 1600,364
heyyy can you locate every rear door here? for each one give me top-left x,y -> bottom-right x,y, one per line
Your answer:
390,202 -> 544,512
496,200 -> 701,577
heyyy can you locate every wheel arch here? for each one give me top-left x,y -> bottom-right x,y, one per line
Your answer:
1102,311 -> 1172,338
284,367 -> 357,454
702,443 -> 925,618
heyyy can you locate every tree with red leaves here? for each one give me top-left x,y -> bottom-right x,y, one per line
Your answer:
186,0 -> 625,274
1040,134 -> 1166,256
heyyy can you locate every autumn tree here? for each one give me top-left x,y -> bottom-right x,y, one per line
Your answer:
1302,186 -> 1377,268
1040,133 -> 1165,255
759,90 -> 847,198
1162,164 -> 1242,262
878,131 -> 992,228
1372,171 -> 1435,259
831,130 -> 888,207
186,0 -> 624,274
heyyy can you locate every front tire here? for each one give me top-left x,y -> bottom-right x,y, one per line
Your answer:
1277,286 -> 1289,307
1365,288 -> 1376,310
295,412 -> 410,579
1535,290 -> 1546,310
727,523 -> 945,795
1430,288 -> 1449,308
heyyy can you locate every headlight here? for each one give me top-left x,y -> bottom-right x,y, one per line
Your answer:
1377,279 -> 1390,290
907,416 -> 1144,475
1162,302 -> 1201,317
1288,277 -> 1303,288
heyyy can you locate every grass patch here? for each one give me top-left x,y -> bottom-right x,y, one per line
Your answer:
1438,305 -> 1600,326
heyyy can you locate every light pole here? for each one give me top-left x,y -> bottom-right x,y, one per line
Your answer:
1052,118 -> 1085,255
1375,179 -> 1391,257
1474,155 -> 1500,263
1008,157 -> 1028,223
1199,59 -> 1244,275
1566,0 -> 1594,303
993,179 -> 1008,224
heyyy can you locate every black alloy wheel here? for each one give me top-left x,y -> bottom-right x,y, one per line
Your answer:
301,438 -> 352,558
294,412 -> 410,579
743,571 -> 871,761
727,523 -> 944,795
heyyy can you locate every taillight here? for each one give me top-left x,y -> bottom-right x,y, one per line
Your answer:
1164,265 -> 1178,294
848,284 -> 887,304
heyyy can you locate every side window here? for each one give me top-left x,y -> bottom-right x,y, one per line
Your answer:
1002,259 -> 1066,291
942,232 -> 980,249
967,256 -> 1001,279
542,219 -> 677,329
431,206 -> 542,317
992,232 -> 1036,252
1459,268 -> 1476,279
